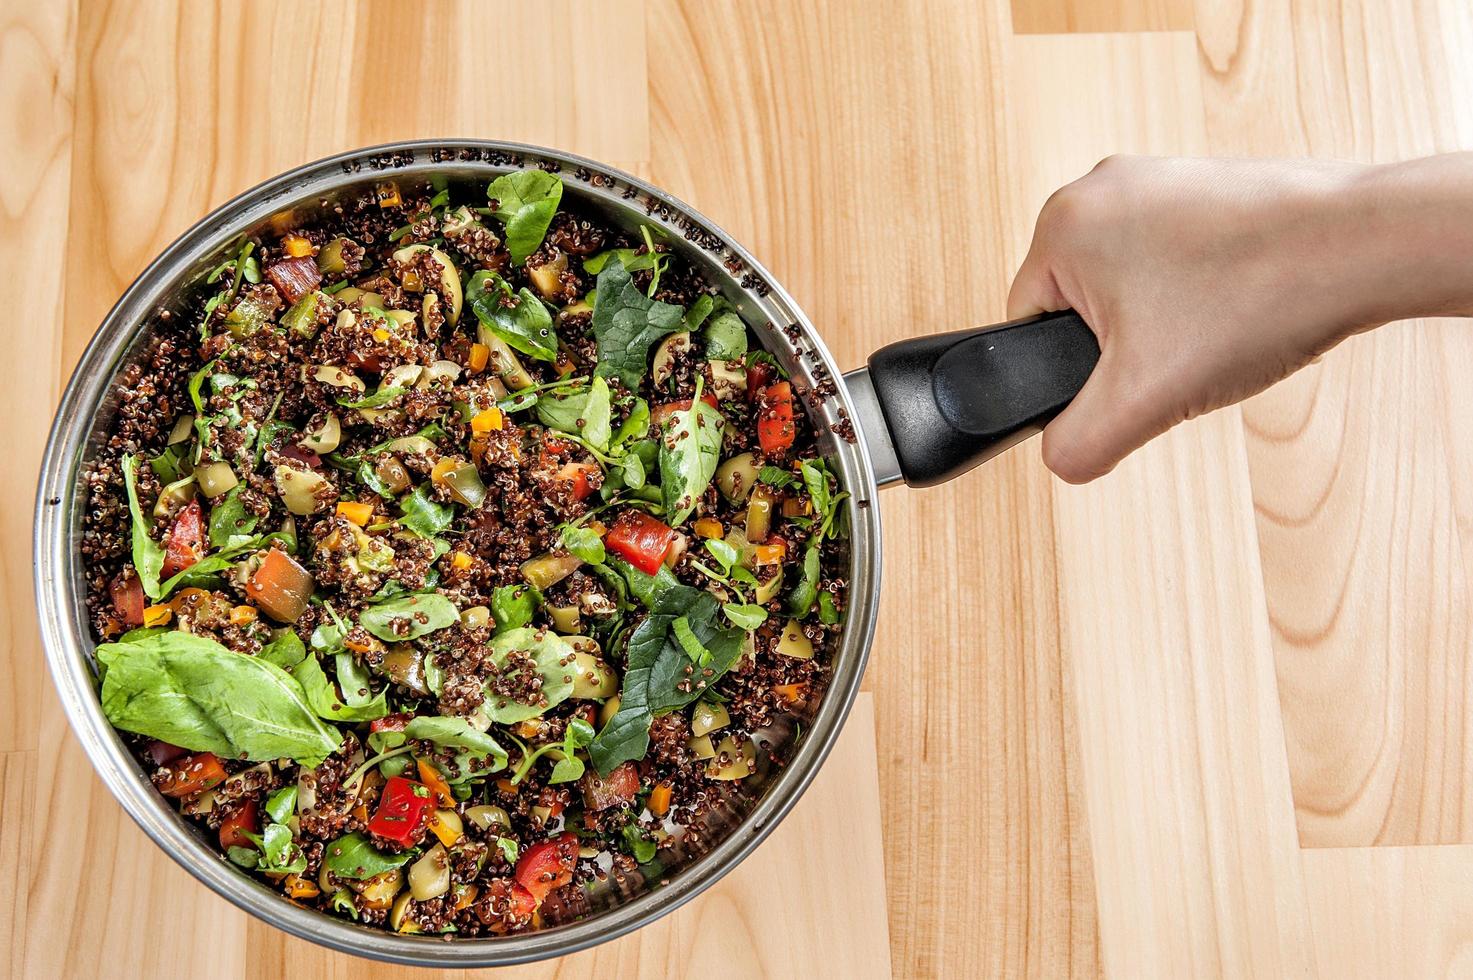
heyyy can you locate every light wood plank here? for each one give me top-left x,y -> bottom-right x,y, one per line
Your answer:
1010,0 -> 1192,34
1003,31 -> 1317,977
646,2 -> 1102,975
1197,0 -> 1473,848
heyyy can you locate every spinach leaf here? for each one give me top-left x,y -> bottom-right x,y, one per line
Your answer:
535,377 -> 612,451
482,628 -> 576,724
116,626 -> 169,644
358,593 -> 460,641
96,632 -> 341,766
757,464 -> 796,489
335,652 -> 377,707
323,832 -> 414,880
490,584 -> 539,635
610,557 -> 682,610
683,294 -> 716,331
658,382 -> 725,525
467,270 -> 558,362
258,631 -> 307,670
121,454 -> 165,600
787,542 -> 822,618
723,603 -> 768,630
817,591 -> 841,624
291,654 -> 390,722
399,485 -> 454,538
591,259 -> 685,389
622,824 -> 657,864
558,524 -> 606,565
588,585 -> 745,775
337,385 -> 406,410
265,785 -> 298,823
799,458 -> 832,521
702,311 -> 747,361
403,716 -> 508,775
150,444 -> 188,484
208,485 -> 259,548
246,822 -> 307,874
486,170 -> 562,265
612,398 -> 651,449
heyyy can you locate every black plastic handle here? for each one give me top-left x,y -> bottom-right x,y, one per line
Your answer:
866,310 -> 1100,487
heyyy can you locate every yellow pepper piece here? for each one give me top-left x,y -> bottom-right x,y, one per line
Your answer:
335,500 -> 374,526
430,458 -> 457,484
692,518 -> 724,540
283,873 -> 320,900
467,343 -> 490,373
470,408 -> 503,434
450,551 -> 473,571
453,884 -> 479,911
428,810 -> 462,848
282,234 -> 313,258
229,604 -> 258,626
372,327 -> 391,343
375,181 -> 401,208
142,604 -> 173,628
648,782 -> 672,817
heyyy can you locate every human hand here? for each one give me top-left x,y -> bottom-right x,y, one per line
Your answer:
1007,154 -> 1473,483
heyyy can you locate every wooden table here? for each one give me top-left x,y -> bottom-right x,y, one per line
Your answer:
5,1 -> 1473,977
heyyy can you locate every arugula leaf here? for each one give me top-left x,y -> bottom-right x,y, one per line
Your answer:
535,377 -> 612,451
723,603 -> 768,630
323,832 -> 414,880
258,631 -> 307,670
121,454 -> 165,599
490,584 -> 540,635
358,593 -> 460,642
265,786 -> 298,824
704,538 -> 740,573
292,654 -> 390,722
208,485 -> 259,548
486,170 -> 563,265
402,716 -> 508,776
399,485 -> 454,538
559,524 -> 607,565
467,270 -> 558,362
658,380 -> 725,525
588,585 -> 745,775
591,259 -> 685,389
482,628 -> 576,724
702,311 -> 747,361
96,632 -> 341,766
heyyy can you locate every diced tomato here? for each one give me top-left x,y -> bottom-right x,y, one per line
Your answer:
756,381 -> 797,455
279,442 -> 322,468
218,798 -> 260,849
746,359 -> 777,401
581,761 -> 640,811
650,393 -> 720,430
514,832 -> 579,905
264,255 -> 322,305
346,350 -> 385,373
369,712 -> 412,733
156,752 -> 227,798
510,883 -> 538,918
110,571 -> 146,627
160,499 -> 204,579
554,461 -> 599,502
605,510 -> 675,575
366,775 -> 434,847
542,435 -> 575,455
246,548 -> 316,623
146,739 -> 189,767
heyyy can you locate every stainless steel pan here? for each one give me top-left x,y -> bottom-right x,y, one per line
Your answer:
34,140 -> 1097,966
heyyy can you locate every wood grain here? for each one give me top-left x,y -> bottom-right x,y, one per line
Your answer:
1010,0 -> 1193,34
1197,0 -> 1473,848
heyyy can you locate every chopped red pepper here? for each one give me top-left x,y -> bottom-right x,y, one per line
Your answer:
218,798 -> 260,849
514,832 -> 579,905
366,775 -> 434,847
580,761 -> 639,811
755,381 -> 797,455
509,883 -> 538,918
605,510 -> 676,575
746,359 -> 777,401
155,752 -> 227,798
554,461 -> 599,502
650,393 -> 719,430
542,435 -> 576,456
160,499 -> 204,579
369,712 -> 413,733
110,571 -> 146,627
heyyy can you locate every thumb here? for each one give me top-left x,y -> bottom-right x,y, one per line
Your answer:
1039,345 -> 1156,484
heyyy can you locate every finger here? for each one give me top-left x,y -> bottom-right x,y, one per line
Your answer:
1007,240 -> 1069,321
1039,347 -> 1159,484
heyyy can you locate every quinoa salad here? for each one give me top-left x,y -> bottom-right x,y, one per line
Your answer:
79,169 -> 848,936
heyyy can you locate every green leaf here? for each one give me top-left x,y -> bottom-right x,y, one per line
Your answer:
799,459 -> 832,522
588,584 -> 745,775
495,837 -> 520,864
207,485 -> 259,548
247,823 -> 307,874
402,716 -> 509,776
486,170 -> 563,265
723,603 -> 768,630
258,631 -> 307,671
702,311 -> 747,361
227,846 -> 259,869
335,652 -> 378,706
549,754 -> 584,784
787,542 -> 822,618
658,381 -> 725,525
613,398 -> 651,448
358,593 -> 460,642
323,832 -> 414,880
535,377 -> 612,451
622,824 -> 657,864
757,465 -> 796,489
490,584 -> 540,635
121,454 -> 165,600
704,539 -> 740,573
291,654 -> 390,722
337,385 -> 406,409
559,524 -> 607,565
96,632 -> 341,766
467,270 -> 559,362
399,485 -> 454,538
671,615 -> 711,665
591,258 -> 685,390
817,591 -> 841,625
610,557 -> 682,610
481,628 -> 576,724
150,444 -> 189,484
265,786 -> 298,824
683,294 -> 716,331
